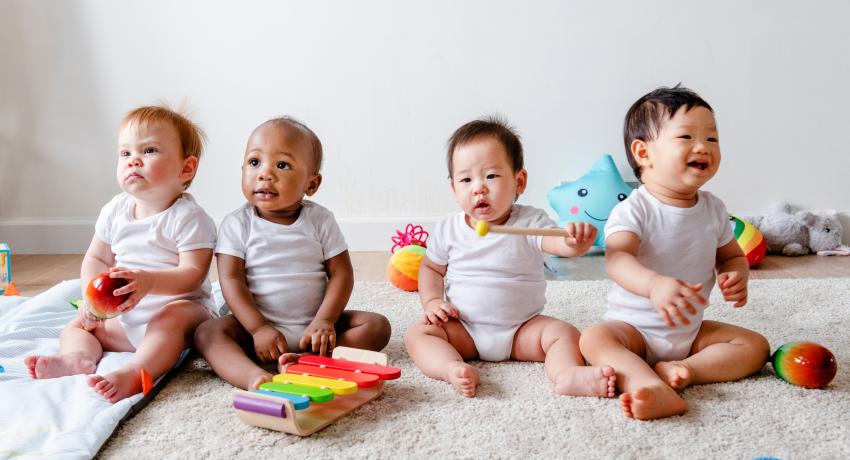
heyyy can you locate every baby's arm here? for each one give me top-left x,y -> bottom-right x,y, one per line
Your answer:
541,222 -> 598,257
110,248 -> 213,312
299,251 -> 355,356
417,257 -> 458,325
606,231 -> 706,327
715,240 -> 749,307
218,253 -> 287,362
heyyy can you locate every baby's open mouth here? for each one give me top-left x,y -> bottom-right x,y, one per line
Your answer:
474,200 -> 490,211
687,160 -> 709,171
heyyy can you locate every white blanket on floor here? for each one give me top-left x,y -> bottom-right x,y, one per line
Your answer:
0,280 -> 146,460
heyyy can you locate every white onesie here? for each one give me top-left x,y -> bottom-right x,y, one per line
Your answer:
426,205 -> 558,361
603,186 -> 734,365
215,200 -> 348,350
95,192 -> 217,348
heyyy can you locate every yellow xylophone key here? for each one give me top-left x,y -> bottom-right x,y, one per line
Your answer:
273,372 -> 358,395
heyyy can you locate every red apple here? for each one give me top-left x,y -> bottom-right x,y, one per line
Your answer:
85,273 -> 130,319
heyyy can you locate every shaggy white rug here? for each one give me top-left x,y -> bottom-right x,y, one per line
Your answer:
98,279 -> 849,459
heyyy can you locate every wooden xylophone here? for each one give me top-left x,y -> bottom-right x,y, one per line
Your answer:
232,346 -> 401,436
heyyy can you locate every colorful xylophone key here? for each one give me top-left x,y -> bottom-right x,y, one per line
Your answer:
259,381 -> 335,402
298,355 -> 402,380
273,373 -> 358,395
253,389 -> 311,410
286,363 -> 380,388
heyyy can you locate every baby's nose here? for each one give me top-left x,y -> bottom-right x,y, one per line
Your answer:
257,168 -> 273,180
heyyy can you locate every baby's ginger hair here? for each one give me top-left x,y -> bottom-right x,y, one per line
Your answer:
264,116 -> 324,174
120,105 -> 206,189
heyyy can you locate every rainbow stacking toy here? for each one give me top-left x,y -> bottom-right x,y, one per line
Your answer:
772,341 -> 837,389
729,215 -> 767,267
232,347 -> 401,436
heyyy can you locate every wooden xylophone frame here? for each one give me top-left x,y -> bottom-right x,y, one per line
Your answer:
232,346 -> 390,436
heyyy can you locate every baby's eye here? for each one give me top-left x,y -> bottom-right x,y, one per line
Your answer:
119,150 -> 130,157
458,178 -> 471,183
247,158 -> 259,167
277,161 -> 290,170
678,135 -> 692,140
707,136 -> 718,143
577,188 -> 588,197
486,174 -> 498,180
144,147 -> 157,154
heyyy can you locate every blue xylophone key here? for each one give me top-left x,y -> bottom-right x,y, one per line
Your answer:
252,389 -> 310,410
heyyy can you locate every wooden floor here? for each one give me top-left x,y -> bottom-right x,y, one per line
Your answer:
7,252 -> 850,297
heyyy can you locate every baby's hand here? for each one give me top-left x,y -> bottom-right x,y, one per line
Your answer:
109,267 -> 154,313
77,302 -> 102,331
300,319 -> 336,356
423,299 -> 458,326
563,222 -> 597,253
717,270 -> 748,307
649,276 -> 707,327
252,324 -> 288,362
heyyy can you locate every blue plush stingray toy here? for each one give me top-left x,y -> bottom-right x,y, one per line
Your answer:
547,154 -> 635,248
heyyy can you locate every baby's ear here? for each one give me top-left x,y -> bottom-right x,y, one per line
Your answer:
515,169 -> 528,196
180,156 -> 199,182
305,173 -> 322,196
630,139 -> 650,166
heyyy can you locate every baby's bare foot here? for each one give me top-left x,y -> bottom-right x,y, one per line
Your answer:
619,384 -> 687,420
87,366 -> 145,403
445,361 -> 479,397
248,371 -> 274,390
554,365 -> 617,397
654,361 -> 692,390
25,354 -> 96,379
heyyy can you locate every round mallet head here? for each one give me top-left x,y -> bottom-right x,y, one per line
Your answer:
475,221 -> 490,236
772,341 -> 837,389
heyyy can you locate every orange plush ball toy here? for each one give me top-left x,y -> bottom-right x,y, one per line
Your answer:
387,224 -> 429,292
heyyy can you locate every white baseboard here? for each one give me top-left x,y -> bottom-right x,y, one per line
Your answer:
0,217 -> 442,254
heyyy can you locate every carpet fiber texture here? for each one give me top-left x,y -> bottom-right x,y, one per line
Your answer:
99,279 -> 849,459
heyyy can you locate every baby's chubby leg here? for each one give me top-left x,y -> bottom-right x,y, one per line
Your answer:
655,320 -> 770,390
194,315 -> 276,391
26,317 -> 132,379
334,310 -> 392,352
404,319 -> 480,397
512,315 -> 616,398
579,321 -> 686,420
88,300 -> 211,403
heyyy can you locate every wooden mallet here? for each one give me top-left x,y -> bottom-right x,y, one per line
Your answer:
474,221 -> 571,238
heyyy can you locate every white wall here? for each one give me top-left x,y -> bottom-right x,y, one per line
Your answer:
1,0 -> 849,253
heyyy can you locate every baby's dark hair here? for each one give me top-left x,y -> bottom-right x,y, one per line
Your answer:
446,116 -> 523,178
623,84 -> 713,180
265,116 -> 323,174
